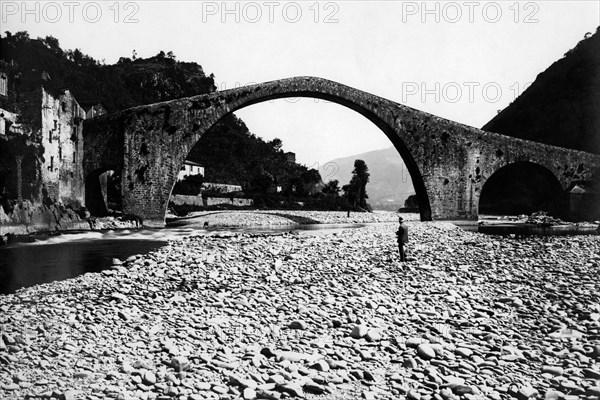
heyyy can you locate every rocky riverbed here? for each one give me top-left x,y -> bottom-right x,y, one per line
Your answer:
168,210 -> 413,228
1,221 -> 599,400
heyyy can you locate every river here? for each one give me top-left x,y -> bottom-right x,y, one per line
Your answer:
0,223 -> 369,294
5,216 -> 580,295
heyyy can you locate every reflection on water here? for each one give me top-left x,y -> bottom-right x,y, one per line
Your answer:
0,223 -> 368,294
450,220 -> 479,232
0,239 -> 165,295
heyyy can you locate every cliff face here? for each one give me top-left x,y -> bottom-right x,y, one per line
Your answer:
483,28 -> 600,155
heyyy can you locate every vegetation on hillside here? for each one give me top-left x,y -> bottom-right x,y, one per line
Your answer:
1,31 -> 215,111
1,31 -> 369,211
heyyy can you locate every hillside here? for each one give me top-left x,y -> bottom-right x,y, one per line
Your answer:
325,147 -> 415,210
0,32 -> 216,112
0,31 -> 321,199
483,28 -> 600,154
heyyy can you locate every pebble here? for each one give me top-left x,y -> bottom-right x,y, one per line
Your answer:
288,320 -> 307,330
542,366 -> 564,376
1,213 -> 599,400
142,371 -> 156,385
518,385 -> 539,399
243,387 -> 257,399
455,347 -> 473,358
350,325 -> 369,339
583,368 -> 600,379
212,385 -> 228,394
417,343 -> 436,360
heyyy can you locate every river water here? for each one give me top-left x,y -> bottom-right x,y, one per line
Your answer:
0,223 -> 368,294
3,218 -> 552,295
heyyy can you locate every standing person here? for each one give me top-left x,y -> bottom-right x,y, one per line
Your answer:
396,216 -> 409,261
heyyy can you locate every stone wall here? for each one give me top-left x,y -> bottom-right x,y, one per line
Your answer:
202,183 -> 243,193
1,87 -> 85,208
0,200 -> 89,236
170,194 -> 253,208
170,194 -> 203,207
39,88 -> 85,207
205,197 -> 253,207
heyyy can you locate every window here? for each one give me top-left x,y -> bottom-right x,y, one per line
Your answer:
50,156 -> 54,171
53,120 -> 57,130
48,130 -> 52,143
59,145 -> 62,160
61,102 -> 67,112
0,74 -> 7,96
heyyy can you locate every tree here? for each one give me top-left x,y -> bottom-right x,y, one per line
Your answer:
172,174 -> 204,196
344,159 -> 370,209
322,180 -> 340,195
14,31 -> 30,42
71,48 -> 84,65
403,194 -> 418,209
42,36 -> 61,54
248,166 -> 274,195
269,138 -> 283,152
300,168 -> 322,195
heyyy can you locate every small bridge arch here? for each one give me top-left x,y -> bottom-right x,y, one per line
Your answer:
479,161 -> 568,217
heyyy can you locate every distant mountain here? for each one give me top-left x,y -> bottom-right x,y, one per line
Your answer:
323,147 -> 415,210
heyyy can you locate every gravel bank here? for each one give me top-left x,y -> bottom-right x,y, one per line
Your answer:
168,210 -> 416,228
1,221 -> 599,400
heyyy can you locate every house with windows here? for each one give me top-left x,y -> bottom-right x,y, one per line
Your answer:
0,66 -> 86,208
40,87 -> 86,206
177,160 -> 205,181
0,71 -> 7,97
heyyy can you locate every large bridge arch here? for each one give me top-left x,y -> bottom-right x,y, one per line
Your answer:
163,89 -> 434,224
83,76 -> 600,227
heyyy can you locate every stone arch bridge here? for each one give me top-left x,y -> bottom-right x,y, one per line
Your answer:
83,76 -> 600,227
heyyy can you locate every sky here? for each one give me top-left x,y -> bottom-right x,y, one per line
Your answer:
2,0 -> 599,168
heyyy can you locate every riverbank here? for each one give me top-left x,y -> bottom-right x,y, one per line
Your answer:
167,210 -> 414,228
1,221 -> 599,400
0,200 -> 142,244
2,209 -> 407,244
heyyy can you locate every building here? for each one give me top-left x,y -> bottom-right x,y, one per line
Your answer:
177,160 -> 205,181
0,108 -> 18,136
0,71 -> 7,97
285,152 -> 296,164
40,87 -> 86,206
0,67 -> 86,208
